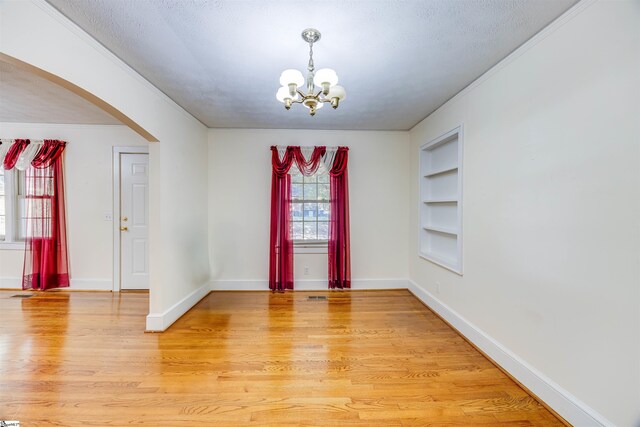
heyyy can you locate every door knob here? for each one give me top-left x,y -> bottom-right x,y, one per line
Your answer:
120,226 -> 129,231
121,216 -> 128,222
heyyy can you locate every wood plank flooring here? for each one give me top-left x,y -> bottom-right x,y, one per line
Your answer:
0,290 -> 563,426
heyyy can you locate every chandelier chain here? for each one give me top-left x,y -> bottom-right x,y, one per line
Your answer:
307,42 -> 314,72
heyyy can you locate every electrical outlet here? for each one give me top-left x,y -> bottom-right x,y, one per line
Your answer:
434,281 -> 441,295
104,213 -> 113,221
304,266 -> 310,275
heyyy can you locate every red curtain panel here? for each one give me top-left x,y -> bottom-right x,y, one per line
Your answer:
328,147 -> 351,289
269,145 -> 350,291
293,146 -> 326,175
269,146 -> 295,291
3,139 -> 30,169
269,146 -> 327,291
22,140 -> 70,291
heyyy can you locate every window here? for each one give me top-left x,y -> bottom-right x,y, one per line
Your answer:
21,168 -> 53,239
290,164 -> 330,245
0,168 -> 27,245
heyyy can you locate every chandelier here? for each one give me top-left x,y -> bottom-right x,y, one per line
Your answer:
276,28 -> 346,116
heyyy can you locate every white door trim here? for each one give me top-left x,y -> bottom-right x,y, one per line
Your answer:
113,146 -> 149,292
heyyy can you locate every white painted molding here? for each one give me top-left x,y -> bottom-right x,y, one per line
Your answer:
69,279 -> 112,291
407,279 -> 613,427
145,282 -> 210,332
410,0 -> 598,130
210,278 -> 410,291
0,277 -> 21,289
0,242 -> 26,250
0,122 -> 127,131
0,277 -> 112,291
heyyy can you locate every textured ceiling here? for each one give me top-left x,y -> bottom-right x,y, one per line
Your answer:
0,60 -> 121,125
45,0 -> 577,130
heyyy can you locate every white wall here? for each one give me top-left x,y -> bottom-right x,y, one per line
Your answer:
1,0 -> 211,330
0,123 -> 147,289
209,129 -> 409,288
409,1 -> 640,426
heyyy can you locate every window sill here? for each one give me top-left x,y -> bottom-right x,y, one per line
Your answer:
294,244 -> 328,254
0,242 -> 25,250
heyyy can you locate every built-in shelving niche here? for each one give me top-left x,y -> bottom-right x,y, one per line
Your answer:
419,126 -> 463,274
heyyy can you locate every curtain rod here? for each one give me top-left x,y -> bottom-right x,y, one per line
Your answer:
0,138 -> 55,144
275,145 -> 338,150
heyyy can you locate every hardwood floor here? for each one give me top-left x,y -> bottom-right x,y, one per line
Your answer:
0,290 -> 563,426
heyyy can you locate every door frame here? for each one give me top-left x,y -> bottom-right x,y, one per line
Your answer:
112,146 -> 149,292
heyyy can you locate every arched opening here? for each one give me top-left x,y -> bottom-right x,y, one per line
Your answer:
0,52 -> 158,142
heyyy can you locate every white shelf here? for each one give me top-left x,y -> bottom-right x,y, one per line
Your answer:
418,251 -> 460,275
419,125 -> 463,275
424,165 -> 458,177
424,199 -> 457,204
423,225 -> 458,236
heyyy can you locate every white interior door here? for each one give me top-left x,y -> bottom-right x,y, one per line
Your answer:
120,153 -> 149,290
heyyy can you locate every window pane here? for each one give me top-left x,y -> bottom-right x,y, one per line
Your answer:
318,221 -> 329,240
317,172 -> 329,183
303,222 -> 317,239
290,167 -> 303,183
291,221 -> 303,240
0,196 -> 4,215
303,183 -> 317,200
46,178 -> 54,196
318,203 -> 330,220
303,203 -> 317,220
290,202 -> 302,220
318,184 -> 330,201
0,215 -> 5,240
303,174 -> 317,184
291,184 -> 303,200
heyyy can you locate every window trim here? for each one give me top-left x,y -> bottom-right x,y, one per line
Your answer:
293,240 -> 328,254
0,168 -> 25,250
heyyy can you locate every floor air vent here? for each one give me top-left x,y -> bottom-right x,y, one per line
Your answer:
307,295 -> 327,301
10,294 -> 35,299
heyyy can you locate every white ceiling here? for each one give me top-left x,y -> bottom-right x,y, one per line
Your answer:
45,0 -> 578,130
0,61 -> 120,125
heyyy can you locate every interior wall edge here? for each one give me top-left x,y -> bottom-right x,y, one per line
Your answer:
408,0 -> 598,132
145,281 -> 211,332
210,279 -> 410,291
408,279 -> 613,427
0,278 -> 112,291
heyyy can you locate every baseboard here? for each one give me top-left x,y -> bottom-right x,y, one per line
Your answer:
145,282 -> 210,332
209,278 -> 409,291
69,279 -> 112,291
407,279 -> 613,427
0,277 -> 112,291
0,277 -> 21,288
